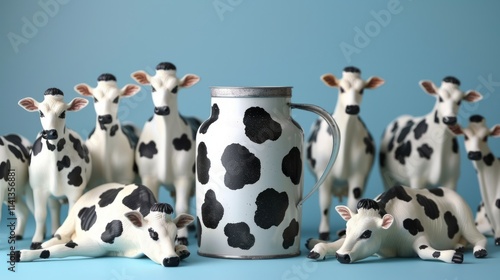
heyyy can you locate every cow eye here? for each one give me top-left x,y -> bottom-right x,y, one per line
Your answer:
171,86 -> 178,94
112,96 -> 119,104
340,87 -> 345,93
464,135 -> 469,141
93,97 -> 98,103
457,100 -> 462,106
439,96 -> 443,102
360,230 -> 372,239
59,111 -> 66,119
151,86 -> 156,92
483,136 -> 488,142
39,111 -> 45,118
148,228 -> 159,241
359,89 -> 364,95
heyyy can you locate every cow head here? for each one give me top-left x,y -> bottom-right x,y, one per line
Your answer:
74,73 -> 140,130
18,88 -> 88,140
321,66 -> 384,115
131,62 -> 200,116
448,115 -> 500,161
124,202 -> 194,267
420,77 -> 482,126
334,199 -> 394,264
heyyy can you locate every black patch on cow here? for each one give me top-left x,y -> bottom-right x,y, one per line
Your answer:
181,116 -> 202,141
199,104 -> 219,134
282,219 -> 299,249
254,188 -> 289,229
391,122 -> 398,133
0,137 -> 3,146
469,115 -> 484,123
196,216 -> 202,247
357,199 -> 380,211
308,119 -> 321,143
224,222 -> 255,250
151,203 -> 173,214
282,147 -> 302,185
98,187 -> 124,207
122,125 -> 139,149
65,241 -> 78,248
56,138 -> 66,152
201,189 -> 224,229
417,144 -> 433,159
5,134 -> 29,160
78,206 -> 97,231
148,228 -> 159,241
452,138 -> 458,154
443,76 -> 460,85
377,186 -> 412,216
353,187 -> 362,199
32,136 -> 43,156
428,188 -> 444,197
413,119 -> 428,140
379,151 -> 386,168
138,141 -> 158,159
403,218 -> 424,236
173,134 -> 191,151
397,120 -> 414,143
243,107 -> 282,144
419,245 -> 428,250
69,134 -> 90,163
444,211 -> 459,239
40,250 -> 50,259
7,145 -> 23,163
97,73 -> 116,81
122,184 -> 157,217
395,141 -> 412,164
67,166 -> 83,186
197,142 -> 211,184
110,124 -> 119,137
432,251 -> 441,258
363,135 -> 375,155
416,194 -> 440,220
434,111 -> 439,124
57,155 -> 71,171
46,140 -> 56,151
307,145 -> 316,169
483,153 -> 494,166
221,143 -> 261,190
101,220 -> 123,244
495,199 -> 500,209
156,62 -> 176,71
0,160 -> 11,182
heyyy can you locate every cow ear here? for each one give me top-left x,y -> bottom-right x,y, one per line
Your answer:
131,71 -> 151,85
74,83 -> 94,97
67,98 -> 88,112
365,76 -> 385,89
125,211 -> 144,228
490,125 -> 500,137
463,90 -> 483,103
18,97 -> 39,112
121,84 -> 141,97
335,205 -> 353,221
380,214 -> 394,230
419,80 -> 438,95
321,73 -> 339,88
173,214 -> 194,229
448,124 -> 463,135
180,74 -> 200,88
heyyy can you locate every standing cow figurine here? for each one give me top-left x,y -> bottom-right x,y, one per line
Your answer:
306,185 -> 488,264
18,88 -> 91,249
131,62 -> 201,245
379,77 -> 482,190
449,115 -> 500,245
74,73 -> 141,188
1,134 -> 33,240
307,66 -> 384,240
14,183 -> 194,267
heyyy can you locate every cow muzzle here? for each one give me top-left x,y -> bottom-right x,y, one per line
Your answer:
468,151 -> 482,161
162,256 -> 180,267
42,129 -> 58,140
336,253 -> 351,264
345,105 -> 360,115
154,106 -> 170,116
98,114 -> 113,126
443,116 -> 457,125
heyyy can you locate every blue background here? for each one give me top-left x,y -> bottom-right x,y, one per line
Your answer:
1,0 -> 500,279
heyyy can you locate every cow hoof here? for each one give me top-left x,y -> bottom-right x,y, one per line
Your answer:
455,246 -> 464,253
305,238 -> 315,250
163,256 -> 180,267
177,237 -> 188,246
319,232 -> 330,241
14,251 -> 21,262
495,238 -> 500,246
452,251 -> 463,264
30,242 -> 42,250
474,249 -> 487,258
15,235 -> 23,240
179,250 -> 190,260
307,251 -> 321,260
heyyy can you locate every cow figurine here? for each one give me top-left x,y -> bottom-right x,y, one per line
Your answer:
131,62 -> 201,245
1,134 -> 33,240
18,88 -> 91,249
14,183 -> 194,267
306,185 -> 488,264
379,77 -> 482,190
449,115 -> 500,245
307,66 -> 384,240
74,73 -> 141,188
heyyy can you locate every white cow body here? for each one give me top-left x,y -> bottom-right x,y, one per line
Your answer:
306,186 -> 487,264
379,77 -> 482,190
307,66 -> 384,240
15,183 -> 194,267
18,88 -> 91,249
74,73 -> 141,188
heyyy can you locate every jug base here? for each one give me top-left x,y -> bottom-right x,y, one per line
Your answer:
197,251 -> 301,260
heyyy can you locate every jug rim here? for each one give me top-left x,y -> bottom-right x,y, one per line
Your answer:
210,86 -> 293,97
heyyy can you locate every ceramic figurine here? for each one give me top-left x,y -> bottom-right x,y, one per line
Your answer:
74,73 -> 141,188
14,183 -> 194,267
306,185 -> 487,264
449,115 -> 500,245
18,88 -> 91,249
379,77 -> 483,190
196,87 -> 340,259
130,62 -> 201,245
307,66 -> 384,240
0,134 -> 33,240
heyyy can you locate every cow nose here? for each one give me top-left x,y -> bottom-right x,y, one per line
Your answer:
42,129 -> 58,140
443,117 -> 457,125
154,106 -> 170,116
162,256 -> 180,267
336,253 -> 351,264
98,114 -> 113,125
468,151 -> 482,161
345,105 -> 360,115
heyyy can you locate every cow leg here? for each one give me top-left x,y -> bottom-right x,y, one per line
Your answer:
409,176 -> 426,190
141,176 -> 161,199
306,237 -> 345,261
173,176 -> 193,245
48,197 -> 61,237
475,202 -> 493,236
412,236 -> 463,263
13,198 -> 30,239
31,188 -> 50,249
347,174 -> 367,211
16,238 -> 106,262
175,244 -> 190,260
318,176 -> 334,240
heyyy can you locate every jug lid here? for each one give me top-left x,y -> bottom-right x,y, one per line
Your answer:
211,86 -> 292,97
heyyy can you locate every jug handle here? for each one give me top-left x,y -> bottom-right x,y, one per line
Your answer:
290,103 -> 340,207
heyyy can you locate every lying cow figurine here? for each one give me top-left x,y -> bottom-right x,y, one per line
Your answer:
306,185 -> 487,264
15,183 -> 194,267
